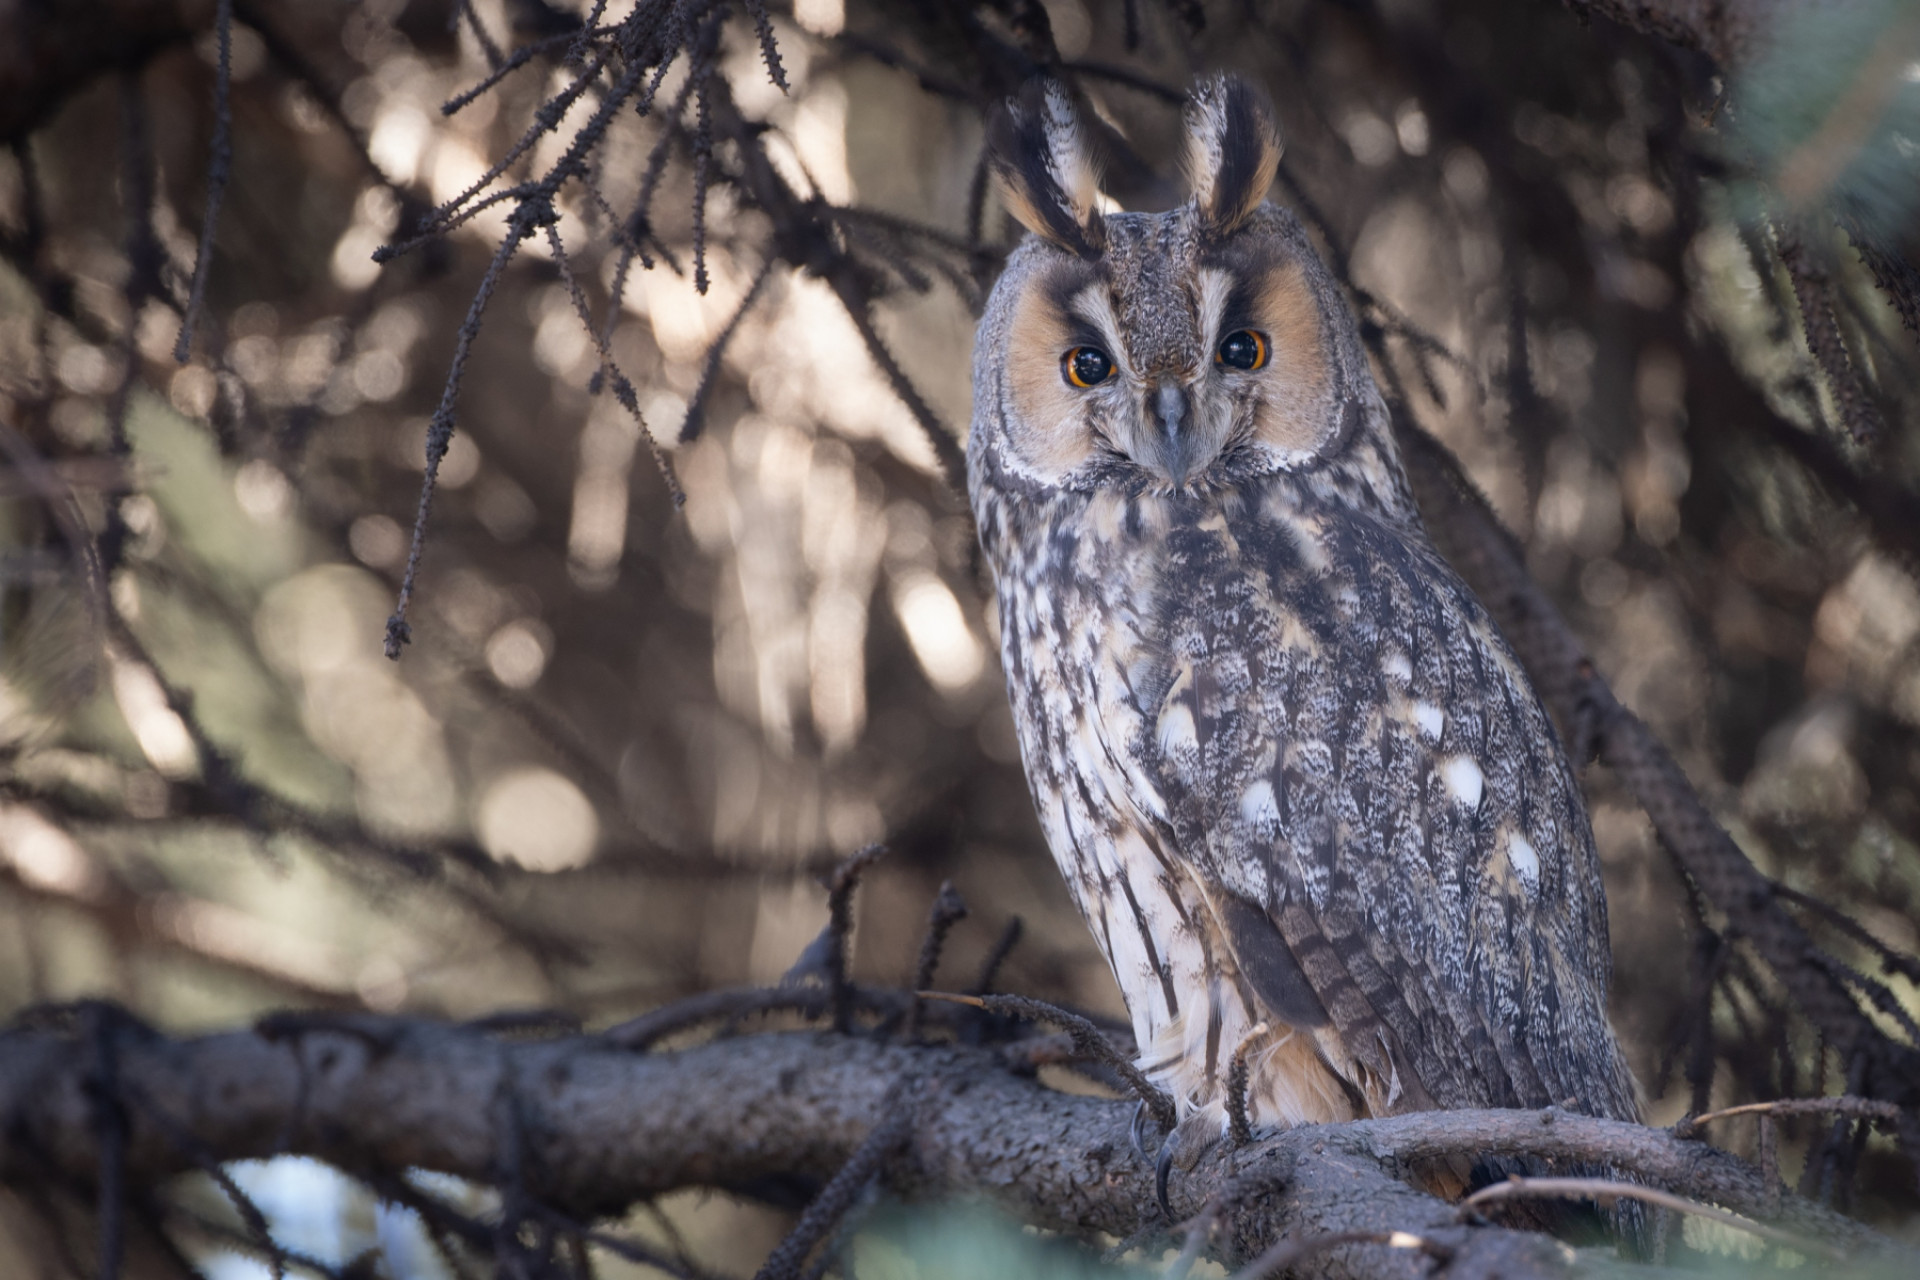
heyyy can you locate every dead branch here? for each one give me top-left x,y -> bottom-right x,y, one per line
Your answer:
3,1013 -> 1913,1280
1460,1176 -> 1841,1261
1680,1096 -> 1903,1135
920,991 -> 1175,1131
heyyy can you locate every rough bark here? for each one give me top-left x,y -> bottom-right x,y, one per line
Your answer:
1,1015 -> 1910,1278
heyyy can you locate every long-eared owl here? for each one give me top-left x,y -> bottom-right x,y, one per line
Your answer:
967,76 -> 1640,1179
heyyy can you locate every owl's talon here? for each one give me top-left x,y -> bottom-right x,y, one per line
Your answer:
1155,1143 -> 1177,1221
1154,1112 -> 1222,1220
1129,1099 -> 1155,1164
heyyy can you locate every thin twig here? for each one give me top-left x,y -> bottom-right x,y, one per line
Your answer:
454,0 -> 504,70
1773,882 -> 1920,986
903,882 -> 968,1041
604,986 -> 831,1051
826,270 -> 967,486
173,0 -> 234,362
751,1095 -> 916,1280
443,30 -> 593,117
543,219 -> 683,504
679,256 -> 775,444
1778,226 -> 1882,446
384,199 -> 545,658
969,916 -> 1023,995
826,844 -> 887,1033
1680,1095 -> 1902,1135
918,991 -> 1173,1130
88,1007 -> 128,1280
1461,1175 -> 1846,1261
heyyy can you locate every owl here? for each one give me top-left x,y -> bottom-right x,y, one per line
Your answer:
968,76 -> 1641,1197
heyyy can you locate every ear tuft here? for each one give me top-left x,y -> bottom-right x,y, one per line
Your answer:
988,79 -> 1105,257
1185,74 -> 1281,236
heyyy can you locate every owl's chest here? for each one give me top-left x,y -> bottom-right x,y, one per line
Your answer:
994,496 -> 1318,758
991,496 -> 1278,830
992,515 -> 1162,821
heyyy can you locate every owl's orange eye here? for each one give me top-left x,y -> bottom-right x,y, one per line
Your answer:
1216,329 -> 1269,371
1064,346 -> 1115,388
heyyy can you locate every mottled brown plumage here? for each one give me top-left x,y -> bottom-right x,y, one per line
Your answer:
968,76 -> 1639,1175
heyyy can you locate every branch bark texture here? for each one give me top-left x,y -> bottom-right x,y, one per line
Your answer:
1,1015 -> 1910,1279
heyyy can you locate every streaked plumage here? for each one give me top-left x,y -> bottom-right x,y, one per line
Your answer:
969,76 -> 1639,1170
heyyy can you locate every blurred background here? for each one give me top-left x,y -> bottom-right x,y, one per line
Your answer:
1,0 -> 1917,1273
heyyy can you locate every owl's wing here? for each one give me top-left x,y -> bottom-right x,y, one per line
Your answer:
1117,505 -> 1633,1119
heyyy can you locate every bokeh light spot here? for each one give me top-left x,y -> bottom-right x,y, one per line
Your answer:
477,768 -> 598,871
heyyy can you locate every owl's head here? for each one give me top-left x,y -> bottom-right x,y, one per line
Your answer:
970,76 -> 1390,504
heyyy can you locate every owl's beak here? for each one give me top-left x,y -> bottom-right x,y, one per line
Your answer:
1151,382 -> 1199,484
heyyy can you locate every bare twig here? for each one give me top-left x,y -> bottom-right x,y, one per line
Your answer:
543,219 -> 683,504
1462,1175 -> 1845,1261
751,1094 -> 915,1280
826,844 -> 887,1033
679,257 -> 775,444
969,916 -> 1023,995
172,0 -> 233,363
384,201 -> 544,659
903,882 -> 968,1041
87,1006 -> 128,1280
1680,1095 -> 1903,1135
604,986 -> 830,1051
918,991 -> 1173,1131
825,269 -> 968,487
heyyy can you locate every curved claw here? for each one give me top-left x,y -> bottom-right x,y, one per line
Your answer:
1155,1142 -> 1177,1221
1129,1099 -> 1153,1164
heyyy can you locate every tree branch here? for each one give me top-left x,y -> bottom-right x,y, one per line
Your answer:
3,1015 -> 1912,1278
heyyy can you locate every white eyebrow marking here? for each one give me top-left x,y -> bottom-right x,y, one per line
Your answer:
1070,284 -> 1131,373
1195,266 -> 1234,354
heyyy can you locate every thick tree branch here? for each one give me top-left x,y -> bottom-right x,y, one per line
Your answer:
2,1015 -> 1912,1279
